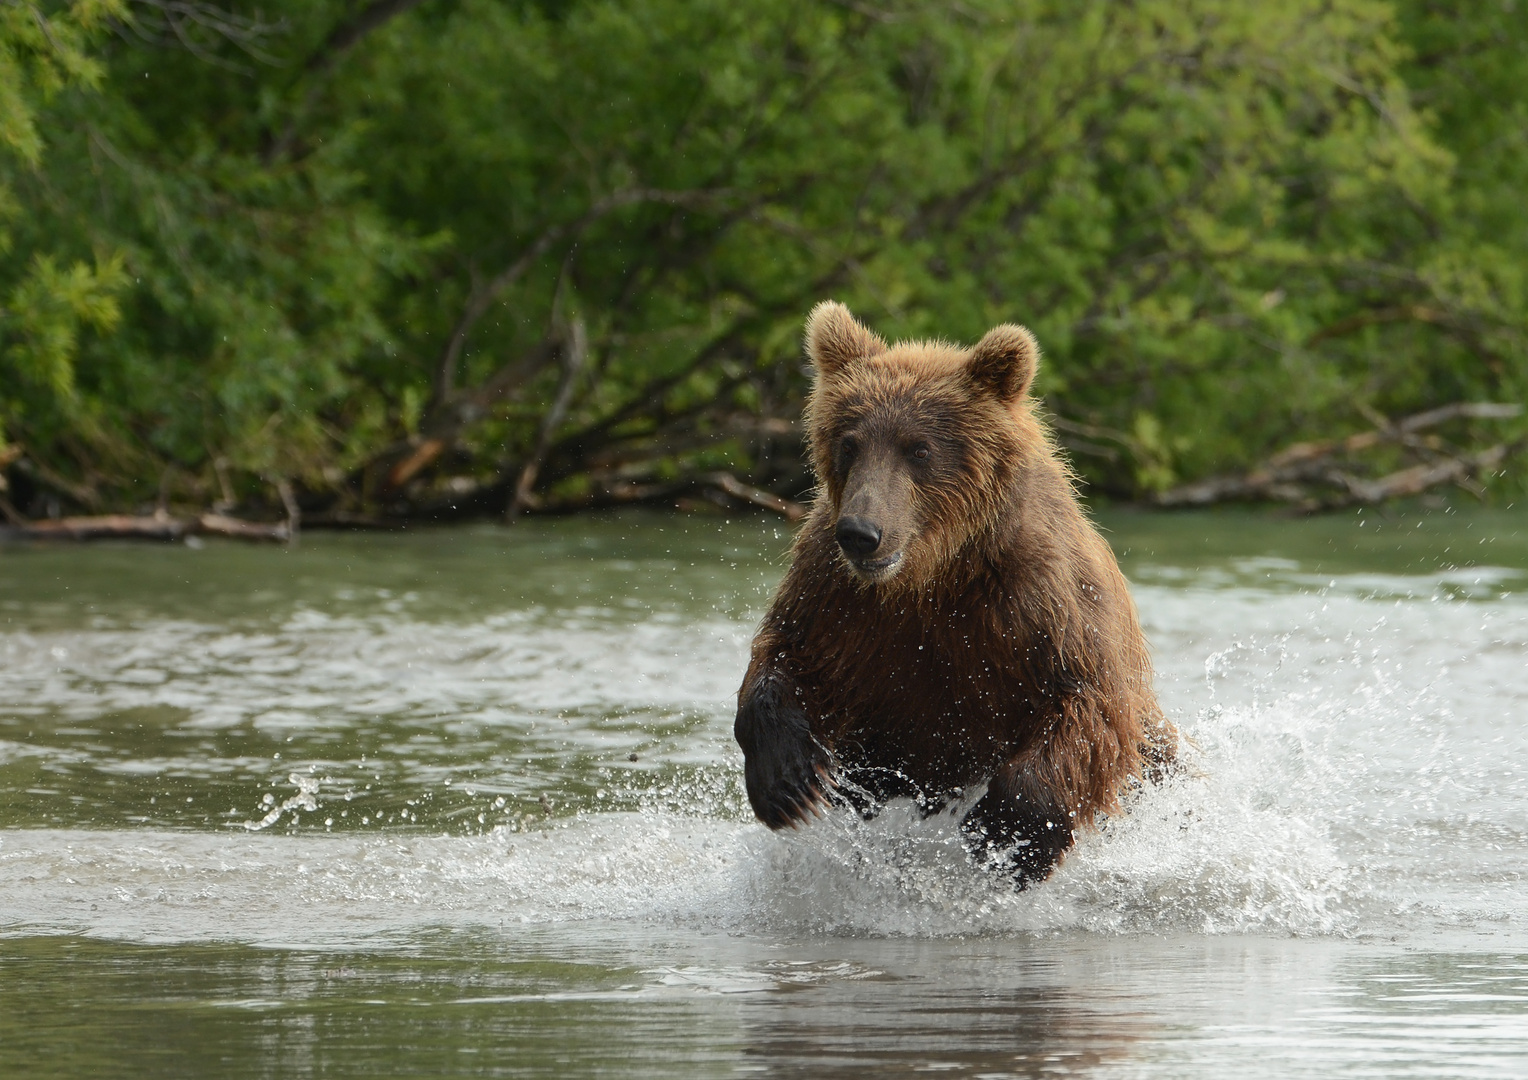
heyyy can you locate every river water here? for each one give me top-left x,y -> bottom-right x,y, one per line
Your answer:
2,507 -> 1526,1077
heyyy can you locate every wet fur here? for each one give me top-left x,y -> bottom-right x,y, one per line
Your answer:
734,302 -> 1176,887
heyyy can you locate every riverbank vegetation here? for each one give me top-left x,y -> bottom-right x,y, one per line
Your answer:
1,0 -> 1524,532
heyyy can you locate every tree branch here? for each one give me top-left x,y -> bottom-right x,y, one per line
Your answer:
383,335 -> 561,491
1157,402 -> 1522,509
1305,304 -> 1447,347
431,186 -> 739,406
304,0 -> 427,75
508,316 -> 589,519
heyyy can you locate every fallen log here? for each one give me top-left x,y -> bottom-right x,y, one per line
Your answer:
9,514 -> 191,541
2,512 -> 291,543
199,513 -> 293,542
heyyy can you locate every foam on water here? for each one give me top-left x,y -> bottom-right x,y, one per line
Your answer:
0,685 -> 1516,948
2,539 -> 1527,949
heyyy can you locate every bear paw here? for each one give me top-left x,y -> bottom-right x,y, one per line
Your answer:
734,674 -> 837,829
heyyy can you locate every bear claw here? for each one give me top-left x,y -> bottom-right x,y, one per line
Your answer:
734,673 -> 838,829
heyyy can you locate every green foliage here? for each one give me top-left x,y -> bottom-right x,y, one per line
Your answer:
6,252 -> 126,398
0,0 -> 123,163
0,0 -> 1524,515
0,2 -> 128,454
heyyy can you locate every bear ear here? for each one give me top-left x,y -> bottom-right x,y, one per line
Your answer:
804,301 -> 887,377
966,323 -> 1039,401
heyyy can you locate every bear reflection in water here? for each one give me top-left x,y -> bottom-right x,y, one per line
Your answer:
734,302 -> 1178,888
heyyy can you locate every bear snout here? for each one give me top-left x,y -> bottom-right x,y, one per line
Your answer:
835,515 -> 883,559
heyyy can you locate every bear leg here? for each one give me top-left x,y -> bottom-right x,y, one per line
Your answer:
960,763 -> 1074,889
734,672 -> 835,829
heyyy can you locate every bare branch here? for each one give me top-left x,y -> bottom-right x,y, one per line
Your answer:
529,470 -> 805,521
1157,402 -> 1522,509
273,476 -> 300,546
701,471 -> 805,521
508,316 -> 589,519
1264,402 -> 1521,468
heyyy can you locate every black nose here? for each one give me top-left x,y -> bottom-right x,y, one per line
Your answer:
835,516 -> 882,558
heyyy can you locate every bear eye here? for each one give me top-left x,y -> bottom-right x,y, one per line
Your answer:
911,445 -> 931,462
839,436 -> 858,458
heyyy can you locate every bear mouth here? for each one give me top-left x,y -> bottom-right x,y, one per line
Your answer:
848,550 -> 903,580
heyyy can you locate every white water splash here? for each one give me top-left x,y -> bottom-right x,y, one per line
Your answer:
2,549 -> 1526,947
241,773 -> 322,831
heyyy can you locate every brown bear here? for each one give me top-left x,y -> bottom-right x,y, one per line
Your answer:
734,301 -> 1175,887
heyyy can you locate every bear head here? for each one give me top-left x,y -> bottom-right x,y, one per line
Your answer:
801,300 -> 1044,589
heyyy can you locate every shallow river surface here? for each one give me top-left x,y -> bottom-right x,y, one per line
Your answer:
3,507 -> 1527,1077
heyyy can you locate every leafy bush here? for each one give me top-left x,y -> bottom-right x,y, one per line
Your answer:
2,0 -> 1523,518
